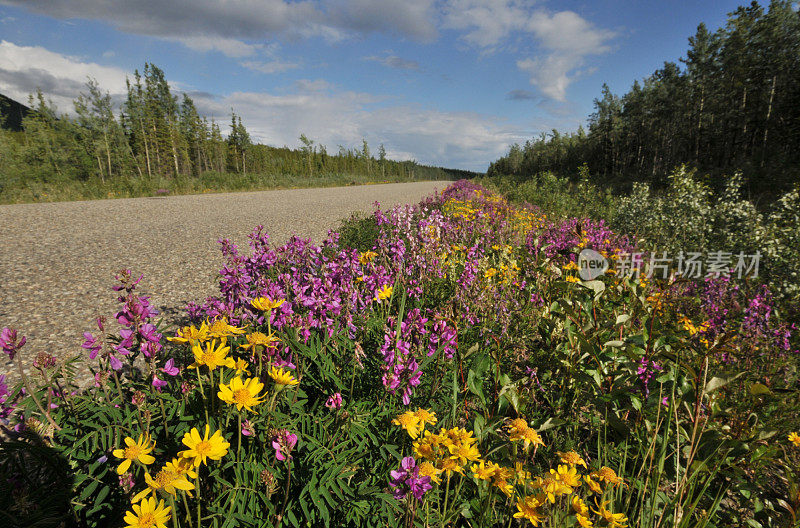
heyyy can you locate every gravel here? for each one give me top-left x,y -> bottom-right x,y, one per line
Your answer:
0,181 -> 450,384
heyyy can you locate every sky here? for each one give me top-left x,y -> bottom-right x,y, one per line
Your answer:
0,0 -> 747,171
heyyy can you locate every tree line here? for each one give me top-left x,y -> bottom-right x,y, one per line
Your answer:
488,0 -> 800,196
0,62 -> 468,192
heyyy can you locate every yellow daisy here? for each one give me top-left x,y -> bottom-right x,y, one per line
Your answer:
123,496 -> 171,528
593,466 -> 624,487
593,500 -> 628,528
112,434 -> 155,475
418,461 -> 442,484
789,432 -> 800,447
240,331 -> 279,351
553,464 -> 580,489
218,376 -> 266,413
576,514 -> 594,528
572,495 -> 589,516
558,450 -> 588,468
251,297 -> 285,312
190,339 -> 235,371
233,358 -> 250,375
268,366 -> 299,386
448,441 -> 481,466
167,322 -> 209,345
513,494 -> 546,525
470,460 -> 496,481
393,411 -> 422,439
414,408 -> 437,429
131,463 -> 195,503
207,317 -> 246,339
376,284 -> 393,301
179,425 -> 230,467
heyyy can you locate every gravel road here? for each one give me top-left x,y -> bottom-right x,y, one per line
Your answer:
0,181 -> 450,382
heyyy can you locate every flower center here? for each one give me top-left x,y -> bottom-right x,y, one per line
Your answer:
196,440 -> 212,455
233,388 -> 251,405
202,350 -> 216,364
138,512 -> 156,528
154,469 -> 176,488
124,444 -> 142,460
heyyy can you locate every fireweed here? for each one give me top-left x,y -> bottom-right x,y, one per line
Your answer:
0,180 -> 797,527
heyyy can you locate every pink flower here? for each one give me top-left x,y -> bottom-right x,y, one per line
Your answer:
152,374 -> 168,392
0,327 -> 26,361
325,392 -> 343,410
161,358 -> 180,376
272,430 -> 298,461
81,332 -> 102,359
242,419 -> 255,437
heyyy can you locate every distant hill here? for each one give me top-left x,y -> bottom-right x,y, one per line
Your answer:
0,93 -> 30,131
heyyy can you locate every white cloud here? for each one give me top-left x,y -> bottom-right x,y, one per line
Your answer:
171,36 -> 264,58
0,40 -> 128,111
0,0 -> 439,46
442,1 -> 616,101
364,54 -> 420,70
240,59 -> 300,74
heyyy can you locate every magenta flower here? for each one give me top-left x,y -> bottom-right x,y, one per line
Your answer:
242,419 -> 255,437
0,327 -> 26,361
81,332 -> 102,359
389,456 -> 432,501
0,374 -> 13,419
152,374 -> 168,392
161,358 -> 180,376
272,430 -> 298,461
325,392 -> 343,410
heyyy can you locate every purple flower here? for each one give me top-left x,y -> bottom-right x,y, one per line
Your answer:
0,327 -> 26,361
325,393 -> 343,410
389,456 -> 432,501
272,430 -> 298,461
161,358 -> 180,376
242,419 -> 255,437
0,374 -> 13,419
81,332 -> 102,359
152,374 -> 168,392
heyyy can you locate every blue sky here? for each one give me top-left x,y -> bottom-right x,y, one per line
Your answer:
0,0 -> 746,171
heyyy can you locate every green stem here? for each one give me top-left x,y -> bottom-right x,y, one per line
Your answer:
440,472 -> 452,528
196,368 -> 209,424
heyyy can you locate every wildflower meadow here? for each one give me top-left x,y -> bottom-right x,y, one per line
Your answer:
1,180 -> 798,527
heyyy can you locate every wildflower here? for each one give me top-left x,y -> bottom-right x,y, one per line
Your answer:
358,250 -> 377,265
325,392 -> 343,410
513,494 -> 546,525
522,428 -> 545,450
0,375 -> 13,419
376,284 -> 393,301
233,358 -> 250,375
393,411 -> 422,439
514,461 -> 531,483
251,297 -> 285,312
218,376 -> 265,413
167,322 -> 209,345
593,466 -> 624,487
207,318 -> 246,339
536,475 -> 570,503
593,500 -> 628,528
179,425 -> 230,467
240,331 -> 279,351
241,420 -> 255,437
272,429 -> 298,461
572,495 -> 589,516
0,327 -> 26,361
269,366 -> 299,386
584,475 -> 602,494
119,472 -> 136,493
390,457 -> 432,501
471,460 -> 496,481
507,418 -> 545,450
123,496 -> 171,528
448,441 -> 481,466
558,450 -> 588,468
566,276 -> 581,283
190,339 -> 235,371
419,461 -> 442,484
414,408 -> 437,428
492,467 -> 516,497
789,432 -> 800,447
113,434 -> 155,475
152,374 -> 168,392
553,464 -> 580,488
33,352 -> 56,369
82,331 -> 102,359
161,358 -> 180,376
131,463 -> 195,502
576,514 -> 594,527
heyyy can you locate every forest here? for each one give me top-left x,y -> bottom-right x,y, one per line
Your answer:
0,63 -> 472,203
488,0 -> 800,196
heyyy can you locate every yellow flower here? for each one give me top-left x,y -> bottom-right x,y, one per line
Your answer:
268,366 -> 299,386
789,432 -> 800,447
572,495 -> 589,516
179,425 -> 230,467
584,475 -> 602,494
190,339 -> 235,371
376,284 -> 393,301
218,376 -> 266,413
470,460 -> 496,481
566,275 -> 581,283
167,323 -> 209,345
233,358 -> 250,375
124,496 -> 171,528
438,457 -> 465,476
240,331 -> 279,351
448,441 -> 481,466
514,461 -> 531,483
593,466 -> 624,487
414,408 -> 437,429
419,461 -> 442,484
558,450 -> 588,468
576,514 -> 594,528
553,464 -> 580,489
358,251 -> 377,265
513,494 -> 546,525
207,317 -> 246,339
536,476 -> 570,504
393,411 -> 422,439
113,434 -> 156,475
521,427 -> 545,450
507,418 -> 529,442
131,463 -> 195,502
593,500 -> 628,528
251,297 -> 285,312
